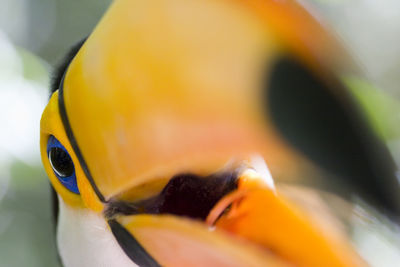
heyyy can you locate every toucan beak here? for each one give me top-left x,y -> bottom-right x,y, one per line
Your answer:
107,168 -> 362,267
62,0 -> 300,199
56,0 -> 382,266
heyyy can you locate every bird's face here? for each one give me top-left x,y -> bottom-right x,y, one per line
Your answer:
40,0 -> 399,266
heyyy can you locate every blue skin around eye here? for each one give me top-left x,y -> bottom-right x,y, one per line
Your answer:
47,136 -> 80,194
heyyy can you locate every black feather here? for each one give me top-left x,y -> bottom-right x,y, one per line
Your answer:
49,38 -> 87,267
49,38 -> 87,225
50,38 -> 87,94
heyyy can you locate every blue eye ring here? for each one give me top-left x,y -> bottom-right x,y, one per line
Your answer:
47,135 -> 80,194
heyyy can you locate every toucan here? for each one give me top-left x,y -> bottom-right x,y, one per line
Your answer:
40,0 -> 400,266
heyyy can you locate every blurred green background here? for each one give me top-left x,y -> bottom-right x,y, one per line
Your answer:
0,0 -> 399,266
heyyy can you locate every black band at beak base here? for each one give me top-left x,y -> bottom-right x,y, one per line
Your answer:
108,219 -> 161,267
58,72 -> 106,203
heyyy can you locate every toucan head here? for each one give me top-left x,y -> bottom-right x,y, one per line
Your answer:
40,0 -> 400,266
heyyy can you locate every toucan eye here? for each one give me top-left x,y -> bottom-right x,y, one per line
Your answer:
47,135 -> 79,194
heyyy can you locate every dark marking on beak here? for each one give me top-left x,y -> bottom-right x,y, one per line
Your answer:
108,219 -> 161,267
267,56 -> 400,215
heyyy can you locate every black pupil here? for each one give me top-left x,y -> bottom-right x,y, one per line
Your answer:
49,147 -> 74,178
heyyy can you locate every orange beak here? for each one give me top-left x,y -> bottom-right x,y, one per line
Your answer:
113,168 -> 363,266
46,0 -> 372,266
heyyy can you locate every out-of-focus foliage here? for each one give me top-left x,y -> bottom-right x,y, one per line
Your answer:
0,32 -> 60,266
312,0 -> 400,98
346,77 -> 400,141
0,1 -> 398,267
0,1 -> 112,265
